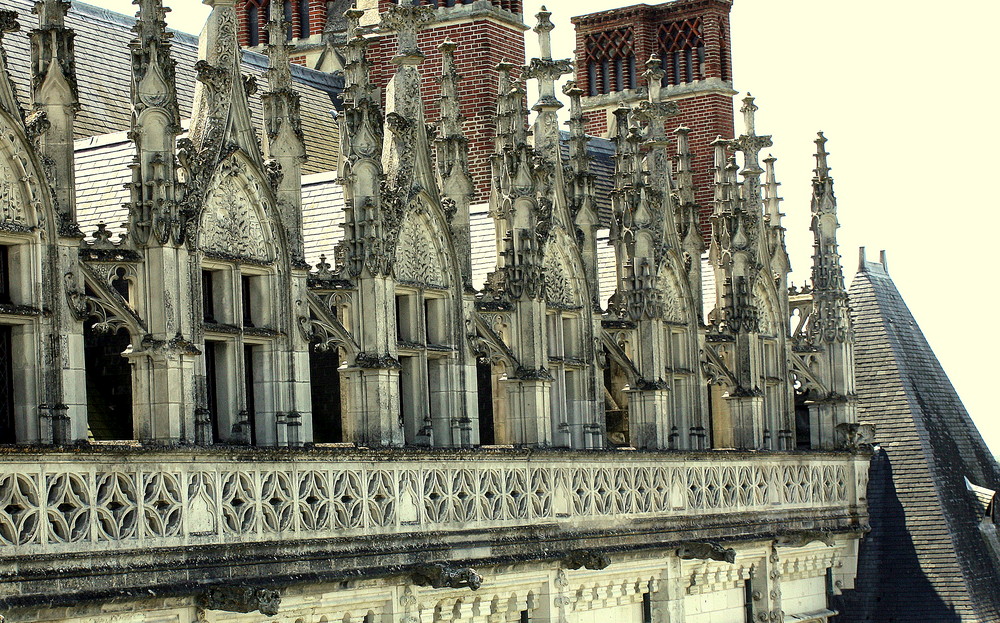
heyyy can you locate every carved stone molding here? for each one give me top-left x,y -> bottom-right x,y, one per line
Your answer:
411,563 -> 482,590
677,541 -> 737,563
774,530 -> 835,548
836,422 -> 875,452
563,550 -> 611,570
198,585 -> 281,616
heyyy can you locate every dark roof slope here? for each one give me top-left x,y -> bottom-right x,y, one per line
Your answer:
3,0 -> 342,175
837,258 -> 1000,622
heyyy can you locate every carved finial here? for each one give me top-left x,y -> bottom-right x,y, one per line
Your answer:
524,7 -> 571,113
741,92 -> 757,136
133,0 -> 172,43
32,0 -> 70,27
380,4 -> 434,65
763,153 -> 782,226
644,54 -> 664,102
534,6 -> 554,60
0,10 -> 20,40
814,131 -> 830,179
266,0 -> 294,91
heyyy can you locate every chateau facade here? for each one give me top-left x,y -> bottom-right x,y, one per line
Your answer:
0,1 -> 871,622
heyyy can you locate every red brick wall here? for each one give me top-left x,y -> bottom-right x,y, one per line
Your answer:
366,19 -> 526,202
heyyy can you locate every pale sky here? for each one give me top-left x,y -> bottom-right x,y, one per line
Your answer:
82,0 -> 1000,456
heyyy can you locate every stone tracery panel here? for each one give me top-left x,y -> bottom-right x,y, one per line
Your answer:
0,452 -> 863,554
201,162 -> 272,262
394,212 -> 446,287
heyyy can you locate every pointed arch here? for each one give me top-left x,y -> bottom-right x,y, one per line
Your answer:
0,110 -> 56,235
754,276 -> 780,336
542,228 -> 587,309
394,207 -> 449,288
198,153 -> 282,264
657,265 -> 689,324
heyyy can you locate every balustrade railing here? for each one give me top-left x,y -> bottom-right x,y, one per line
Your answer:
0,449 -> 866,556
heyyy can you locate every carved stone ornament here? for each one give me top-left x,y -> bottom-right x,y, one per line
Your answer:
395,212 -> 445,286
774,530 -> 835,548
0,155 -> 25,225
543,246 -> 577,308
200,162 -> 270,262
676,541 -> 737,563
563,550 -> 612,570
411,563 -> 483,590
198,586 -> 281,616
835,422 -> 875,452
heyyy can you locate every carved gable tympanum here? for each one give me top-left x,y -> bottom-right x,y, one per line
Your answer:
394,212 -> 445,287
200,160 -> 271,263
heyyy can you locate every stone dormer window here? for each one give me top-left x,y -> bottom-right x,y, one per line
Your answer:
201,262 -> 277,445
396,286 -> 456,445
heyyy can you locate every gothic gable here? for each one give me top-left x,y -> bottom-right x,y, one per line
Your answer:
394,207 -> 448,288
198,155 -> 275,263
543,237 -> 582,309
0,111 -> 47,232
658,268 -> 687,324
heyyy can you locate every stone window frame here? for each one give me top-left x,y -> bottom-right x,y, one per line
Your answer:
546,308 -> 585,448
201,258 -> 280,445
0,231 -> 43,444
395,284 -> 455,446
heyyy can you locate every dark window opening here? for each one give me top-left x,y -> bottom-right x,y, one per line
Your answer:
395,295 -> 406,341
604,349 -> 629,447
310,344 -> 343,443
283,0 -> 293,41
642,592 -> 652,623
520,611 -> 529,623
202,271 -> 216,323
744,579 -> 754,623
0,325 -> 15,443
247,4 -> 260,47
241,275 -> 254,327
476,359 -> 495,445
795,401 -> 811,450
111,267 -> 129,302
244,345 -> 258,445
84,320 -> 133,441
205,341 -> 221,443
298,0 -> 310,38
0,246 -> 10,305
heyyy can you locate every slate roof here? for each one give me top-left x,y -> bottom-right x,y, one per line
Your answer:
3,0 -> 342,175
836,258 -> 1000,623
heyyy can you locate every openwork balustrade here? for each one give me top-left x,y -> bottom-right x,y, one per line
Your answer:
0,450 -> 867,556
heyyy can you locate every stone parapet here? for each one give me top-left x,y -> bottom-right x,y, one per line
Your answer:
0,448 -> 867,556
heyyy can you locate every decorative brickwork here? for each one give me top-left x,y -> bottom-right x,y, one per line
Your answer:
377,0 -> 521,13
238,0 -> 326,48
583,27 -> 636,96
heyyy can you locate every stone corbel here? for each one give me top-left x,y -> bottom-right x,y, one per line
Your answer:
411,563 -> 482,590
836,422 -> 875,452
774,530 -> 835,548
563,550 -> 611,571
676,541 -> 737,563
197,586 -> 281,616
